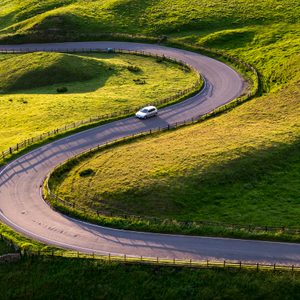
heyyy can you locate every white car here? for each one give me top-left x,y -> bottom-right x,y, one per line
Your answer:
135,106 -> 158,119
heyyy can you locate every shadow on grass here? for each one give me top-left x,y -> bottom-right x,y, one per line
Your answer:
77,136 -> 300,227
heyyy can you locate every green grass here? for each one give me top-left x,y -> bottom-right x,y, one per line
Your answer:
0,52 -> 108,91
1,1 -> 299,93
0,256 -> 300,300
1,221 -> 300,300
0,222 -> 57,253
0,1 -> 298,36
52,77 -> 300,229
0,0 -> 299,296
176,23 -> 300,92
0,239 -> 15,255
34,0 -> 299,233
0,52 -> 198,151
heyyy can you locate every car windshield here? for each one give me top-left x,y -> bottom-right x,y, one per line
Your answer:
140,108 -> 148,113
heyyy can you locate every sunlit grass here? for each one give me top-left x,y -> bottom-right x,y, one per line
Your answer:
0,52 -> 197,151
53,79 -> 300,227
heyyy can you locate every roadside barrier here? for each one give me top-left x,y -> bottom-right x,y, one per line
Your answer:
0,47 -> 202,162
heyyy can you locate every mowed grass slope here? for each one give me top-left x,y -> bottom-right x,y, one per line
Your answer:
0,53 -> 198,151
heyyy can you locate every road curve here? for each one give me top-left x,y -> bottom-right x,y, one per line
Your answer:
0,42 -> 300,265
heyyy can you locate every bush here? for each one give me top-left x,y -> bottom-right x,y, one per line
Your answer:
127,65 -> 141,73
156,56 -> 166,63
79,169 -> 95,177
133,79 -> 146,85
56,87 -> 68,93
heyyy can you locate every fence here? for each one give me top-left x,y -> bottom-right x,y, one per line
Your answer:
166,38 -> 260,94
1,241 -> 298,273
44,115 -> 300,238
0,40 -> 260,163
0,48 -> 202,162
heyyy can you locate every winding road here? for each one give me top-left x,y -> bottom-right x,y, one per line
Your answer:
0,42 -> 300,265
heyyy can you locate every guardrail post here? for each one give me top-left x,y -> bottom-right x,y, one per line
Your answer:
257,263 -> 259,271
157,257 -> 159,263
109,253 -> 111,262
224,260 -> 226,268
207,260 -> 209,267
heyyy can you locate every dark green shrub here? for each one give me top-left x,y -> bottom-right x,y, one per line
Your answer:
127,65 -> 141,73
79,168 -> 95,177
133,79 -> 146,85
57,86 -> 68,93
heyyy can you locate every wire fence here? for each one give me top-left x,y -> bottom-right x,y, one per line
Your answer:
0,232 -> 299,273
0,48 -> 202,162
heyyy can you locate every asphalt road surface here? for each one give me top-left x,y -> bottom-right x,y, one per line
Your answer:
0,42 -> 299,265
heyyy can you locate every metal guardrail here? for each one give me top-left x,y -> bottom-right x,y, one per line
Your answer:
0,48 -> 202,162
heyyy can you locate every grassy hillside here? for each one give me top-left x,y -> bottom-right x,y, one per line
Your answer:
0,0 -> 298,229
0,53 -> 198,151
52,78 -> 300,227
0,1 -> 299,93
0,0 -> 298,36
0,256 -> 300,299
0,52 -> 109,91
179,23 -> 300,92
0,0 -> 299,297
